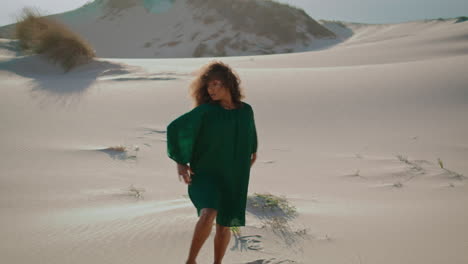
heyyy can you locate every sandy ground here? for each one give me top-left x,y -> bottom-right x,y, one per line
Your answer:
1,19 -> 468,264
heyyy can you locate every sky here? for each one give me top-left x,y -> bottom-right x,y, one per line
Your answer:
0,0 -> 467,26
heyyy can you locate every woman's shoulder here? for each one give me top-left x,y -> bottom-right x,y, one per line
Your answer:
241,101 -> 252,109
192,102 -> 216,112
192,101 -> 253,112
241,101 -> 254,113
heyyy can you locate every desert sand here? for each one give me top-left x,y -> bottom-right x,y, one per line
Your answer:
1,18 -> 468,264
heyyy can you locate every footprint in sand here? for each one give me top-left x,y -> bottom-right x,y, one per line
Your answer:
342,169 -> 367,180
143,127 -> 167,142
133,126 -> 167,145
142,127 -> 166,135
95,147 -> 136,161
244,258 -> 297,264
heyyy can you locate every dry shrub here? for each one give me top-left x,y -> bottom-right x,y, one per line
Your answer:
14,8 -> 47,50
107,145 -> 127,152
14,7 -> 95,71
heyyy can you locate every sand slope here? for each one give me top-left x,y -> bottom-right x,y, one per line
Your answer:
0,0 -> 338,58
0,19 -> 467,264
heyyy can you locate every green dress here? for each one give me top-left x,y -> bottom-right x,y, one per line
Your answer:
166,101 -> 257,227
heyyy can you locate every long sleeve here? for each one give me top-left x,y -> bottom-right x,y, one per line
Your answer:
166,105 -> 206,165
250,106 -> 257,154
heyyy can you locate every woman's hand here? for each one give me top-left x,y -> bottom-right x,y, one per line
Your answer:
250,152 -> 257,168
177,163 -> 194,185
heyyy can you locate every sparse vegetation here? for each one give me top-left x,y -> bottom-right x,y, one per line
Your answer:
396,154 -> 410,164
189,0 -> 335,46
455,16 -> 468,23
423,16 -> 468,23
319,19 -> 347,28
126,184 -> 145,199
245,192 -> 305,246
230,225 -> 241,235
248,192 -> 298,218
107,145 -> 126,152
14,7 -> 95,71
437,158 -> 465,180
395,154 -> 424,181
437,158 -> 444,169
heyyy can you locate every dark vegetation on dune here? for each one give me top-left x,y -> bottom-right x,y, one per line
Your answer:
455,16 -> 468,23
188,0 -> 336,45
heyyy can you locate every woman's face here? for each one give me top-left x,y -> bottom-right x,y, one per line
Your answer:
207,79 -> 228,101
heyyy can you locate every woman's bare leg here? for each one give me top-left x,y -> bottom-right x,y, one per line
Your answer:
213,223 -> 231,264
186,208 -> 217,264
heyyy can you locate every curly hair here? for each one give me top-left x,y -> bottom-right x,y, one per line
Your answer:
189,61 -> 245,108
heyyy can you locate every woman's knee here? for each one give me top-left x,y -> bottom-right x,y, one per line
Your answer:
200,208 -> 217,222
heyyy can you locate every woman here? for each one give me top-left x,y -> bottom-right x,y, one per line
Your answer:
166,61 -> 258,264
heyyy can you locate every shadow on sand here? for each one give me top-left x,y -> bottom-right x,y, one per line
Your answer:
0,55 -> 132,107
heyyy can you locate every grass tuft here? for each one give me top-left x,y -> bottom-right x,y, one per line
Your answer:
248,192 -> 298,218
230,226 -> 241,235
437,158 -> 444,169
107,145 -> 126,152
14,7 -> 95,71
437,158 -> 465,180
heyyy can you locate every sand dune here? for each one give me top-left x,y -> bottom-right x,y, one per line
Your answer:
0,0 -> 338,58
1,18 -> 467,264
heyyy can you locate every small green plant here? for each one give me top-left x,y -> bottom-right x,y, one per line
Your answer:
230,226 -> 241,235
437,158 -> 444,169
248,192 -> 298,219
247,193 -> 307,246
437,158 -> 465,180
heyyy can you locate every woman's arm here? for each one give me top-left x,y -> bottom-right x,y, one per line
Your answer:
250,152 -> 257,168
177,163 -> 194,185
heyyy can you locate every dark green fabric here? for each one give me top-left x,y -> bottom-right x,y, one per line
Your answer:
166,101 -> 257,227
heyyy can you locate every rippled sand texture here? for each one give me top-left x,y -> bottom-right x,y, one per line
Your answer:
1,18 -> 468,264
